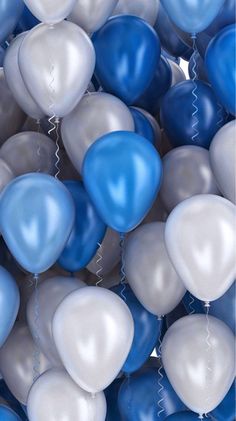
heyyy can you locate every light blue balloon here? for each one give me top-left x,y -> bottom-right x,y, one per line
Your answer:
0,266 -> 19,347
0,173 -> 75,274
0,0 -> 24,44
0,405 -> 22,421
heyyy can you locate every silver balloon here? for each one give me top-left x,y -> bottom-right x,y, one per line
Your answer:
0,323 -> 51,404
27,368 -> 107,421
0,158 -> 14,193
19,21 -> 95,117
87,228 -> 121,276
142,195 -> 168,224
162,315 -> 235,416
210,120 -> 236,204
4,33 -> 44,120
52,287 -> 134,393
112,0 -> 159,26
165,194 -> 236,302
0,131 -> 57,176
125,222 -> 186,316
0,68 -> 26,146
27,276 -> 86,366
61,92 -> 134,173
160,145 -> 220,212
168,59 -> 186,86
23,0 -> 77,24
68,0 -> 118,34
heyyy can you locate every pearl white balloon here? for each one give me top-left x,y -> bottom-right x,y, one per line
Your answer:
165,194 -> 236,302
162,315 -> 235,416
210,120 -> 236,204
112,0 -> 160,26
52,287 -> 134,393
0,159 -> 14,193
168,59 -> 186,86
125,222 -> 186,316
23,0 -> 77,24
27,368 -> 107,421
87,228 -> 121,276
19,21 -> 95,117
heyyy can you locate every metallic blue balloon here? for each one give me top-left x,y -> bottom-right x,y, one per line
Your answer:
162,50 -> 180,64
104,378 -> 123,421
196,31 -> 212,58
208,282 -> 236,334
205,24 -> 236,116
165,412 -> 200,420
160,80 -> 226,148
0,381 -> 27,421
0,406 -> 22,421
14,5 -> 39,34
93,16 -> 161,105
0,0 -> 24,44
112,285 -> 162,374
83,131 -> 163,233
180,47 -> 194,61
130,108 -> 155,144
58,180 -> 106,273
0,266 -> 19,347
0,46 -> 5,67
0,173 -> 75,274
189,51 -> 208,82
205,0 -> 236,37
211,381 -> 235,421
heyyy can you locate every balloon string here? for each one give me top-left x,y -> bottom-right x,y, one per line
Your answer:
191,34 -> 199,143
205,303 -> 212,414
157,324 -> 164,418
54,117 -> 60,179
95,242 -> 103,287
189,293 -> 195,315
119,233 -> 126,301
36,119 -> 41,173
33,273 -> 40,382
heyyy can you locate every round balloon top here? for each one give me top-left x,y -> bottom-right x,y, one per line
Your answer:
23,0 -> 77,24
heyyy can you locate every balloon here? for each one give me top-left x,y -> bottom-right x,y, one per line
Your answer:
0,173 -> 75,274
0,132 -> 57,176
211,381 -> 235,421
27,276 -> 86,366
19,21 -> 95,117
196,31 -> 212,58
210,120 -> 236,204
104,378 -> 123,421
160,145 -> 220,212
0,0 -> 24,44
0,323 -> 51,404
112,284 -> 162,374
205,25 -> 236,116
4,33 -> 44,120
69,0 -> 118,34
93,16 -> 161,104
0,267 -> 19,347
23,0 -> 77,24
205,0 -> 235,37
15,5 -> 39,33
168,60 -> 186,86
188,51 -> 208,82
52,287 -> 134,393
133,108 -> 162,148
165,194 -> 236,302
125,222 -> 186,316
161,0 -> 225,34
160,80 -> 226,148
130,107 -> 155,144
0,406 -> 22,421
112,0 -> 159,26
0,68 -> 26,146
208,282 -> 235,334
83,131 -> 162,232
0,159 -> 14,193
135,55 -> 172,115
165,412 -> 203,420
87,228 -> 120,276
162,315 -> 235,416
0,46 -> 5,66
61,92 -> 134,173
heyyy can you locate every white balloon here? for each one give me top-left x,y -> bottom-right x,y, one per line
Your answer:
165,194 -> 236,302
23,0 -> 77,24
167,59 -> 186,86
87,228 -> 121,276
0,158 -> 14,193
113,0 -> 160,26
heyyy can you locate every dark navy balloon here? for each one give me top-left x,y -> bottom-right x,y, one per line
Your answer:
93,16 -> 160,104
205,24 -> 236,116
0,405 -> 22,421
196,31 -> 212,58
165,411 -> 200,420
208,282 -> 236,333
188,51 -> 208,82
130,108 -> 155,144
162,50 -> 180,64
205,0 -> 235,37
181,47 -> 194,61
160,80 -> 226,148
0,45 -> 5,67
0,381 -> 27,421
211,381 -> 235,421
14,5 -> 39,34
58,180 -> 106,273
83,131 -> 163,233
104,378 -> 123,421
0,0 -> 24,44
0,266 -> 19,347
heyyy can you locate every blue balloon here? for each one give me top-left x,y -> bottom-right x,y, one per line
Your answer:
165,411 -> 200,420
0,405 -> 22,421
162,50 -> 180,64
0,173 -> 75,274
135,55 -> 172,115
14,5 -> 39,34
0,0 -> 24,44
93,16 -> 161,105
104,378 -> 123,421
211,381 -> 235,421
208,282 -> 236,333
83,131 -> 163,233
58,180 -> 106,273
160,80 -> 226,148
130,108 -> 155,144
0,381 -> 27,421
0,45 -> 5,67
112,285 -> 162,374
118,368 -> 186,420
180,47 -> 194,61
0,266 -> 19,347
205,24 -> 236,116
205,0 -> 235,37
196,31 -> 212,58
188,51 -> 208,82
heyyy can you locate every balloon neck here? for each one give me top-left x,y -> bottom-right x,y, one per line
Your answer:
157,315 -> 163,321
33,273 -> 39,282
49,24 -> 55,30
204,301 -> 210,309
191,33 -> 197,40
91,393 -> 96,399
198,414 -> 204,420
55,117 -> 60,124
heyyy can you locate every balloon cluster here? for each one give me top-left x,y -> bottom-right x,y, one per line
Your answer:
0,0 -> 235,420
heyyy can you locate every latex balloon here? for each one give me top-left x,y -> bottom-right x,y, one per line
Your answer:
210,120 -> 236,204
0,0 -> 24,44
160,145 -> 220,212
112,0 -> 159,26
196,31 -> 212,58
52,287 -> 134,393
0,267 -> 19,347
161,0 -> 225,34
0,132 -> 57,176
23,0 -> 77,24
125,222 -> 186,316
104,378 -> 123,421
27,276 -> 86,366
0,406 -> 22,421
0,173 -> 75,274
28,368 -> 107,421
0,68 -> 26,146
0,323 -> 51,404
93,16 -> 161,104
69,0 -> 118,34
205,0 -> 235,37
87,228 -> 120,276
160,80 -> 226,148
188,51 -> 208,82
15,5 -> 39,33
0,159 -> 14,193
205,25 -> 236,116
130,107 -> 155,144
168,60 -> 186,86
211,381 -> 235,421
162,315 -> 235,416
0,46 -> 5,66
133,108 -> 162,148
165,412 -> 203,420
61,92 -> 134,173
19,21 -> 95,117
165,195 -> 236,302
209,282 -> 235,334
4,33 -> 44,120
83,131 -> 162,233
